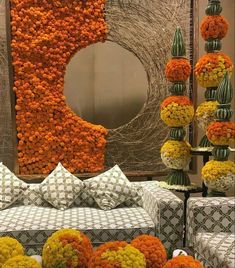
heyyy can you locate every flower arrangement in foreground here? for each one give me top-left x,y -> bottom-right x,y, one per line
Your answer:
2,256 -> 40,268
11,0 -> 108,174
0,237 -> 24,268
162,256 -> 203,268
206,121 -> 235,145
195,0 -> 233,148
160,96 -> 194,127
160,27 -> 194,190
161,140 -> 191,170
131,235 -> 167,268
195,101 -> 218,131
88,241 -> 146,267
202,160 -> 235,193
42,229 -> 93,268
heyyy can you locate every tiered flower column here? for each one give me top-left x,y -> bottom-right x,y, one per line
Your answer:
202,72 -> 235,196
195,0 -> 233,147
160,27 -> 194,189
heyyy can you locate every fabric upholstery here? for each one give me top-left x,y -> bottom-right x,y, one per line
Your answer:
0,205 -> 155,255
186,197 -> 235,247
35,163 -> 84,210
141,181 -> 184,249
195,232 -> 235,268
0,162 -> 28,210
84,165 -> 140,210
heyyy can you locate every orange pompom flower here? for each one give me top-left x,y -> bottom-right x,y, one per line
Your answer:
131,235 -> 167,268
162,256 -> 204,268
165,58 -> 191,82
195,52 -> 233,88
160,96 -> 194,127
206,121 -> 235,145
201,15 -> 229,40
88,241 -> 146,268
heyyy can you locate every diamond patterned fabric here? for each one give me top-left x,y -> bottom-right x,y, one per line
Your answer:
195,232 -> 235,268
0,162 -> 28,210
186,197 -> 235,247
0,206 -> 155,254
84,165 -> 139,210
35,163 -> 84,210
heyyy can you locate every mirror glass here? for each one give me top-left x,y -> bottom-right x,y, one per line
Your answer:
64,41 -> 148,129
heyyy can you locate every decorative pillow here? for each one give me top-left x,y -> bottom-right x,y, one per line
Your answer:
0,162 -> 28,210
36,163 -> 84,210
84,165 -> 139,210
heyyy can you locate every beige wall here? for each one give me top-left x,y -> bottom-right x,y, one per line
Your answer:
190,0 -> 235,192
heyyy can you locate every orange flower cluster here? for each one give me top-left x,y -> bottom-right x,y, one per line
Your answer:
165,58 -> 191,82
131,235 -> 167,268
161,96 -> 192,109
10,0 -> 108,174
162,256 -> 203,268
201,15 -> 229,40
195,52 -> 233,88
206,121 -> 235,145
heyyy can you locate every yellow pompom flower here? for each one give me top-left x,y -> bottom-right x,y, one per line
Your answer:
42,229 -> 93,268
88,241 -> 146,268
196,101 -> 218,130
161,140 -> 191,169
202,160 -> 235,192
0,237 -> 24,268
160,96 -> 194,127
2,256 -> 40,268
195,52 -> 233,88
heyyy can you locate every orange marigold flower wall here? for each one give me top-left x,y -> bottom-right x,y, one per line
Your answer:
10,0 -> 108,174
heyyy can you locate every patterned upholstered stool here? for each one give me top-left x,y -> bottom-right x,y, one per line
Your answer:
186,197 -> 235,268
195,232 -> 235,268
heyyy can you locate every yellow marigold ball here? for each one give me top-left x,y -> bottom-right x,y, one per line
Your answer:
161,140 -> 191,169
160,96 -> 194,127
0,237 -> 24,268
88,241 -> 146,268
195,52 -> 233,88
202,160 -> 235,192
131,235 -> 167,268
162,256 -> 203,268
42,229 -> 93,268
195,101 -> 218,131
2,256 -> 40,268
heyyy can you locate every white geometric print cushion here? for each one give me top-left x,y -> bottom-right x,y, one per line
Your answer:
0,162 -> 28,210
84,165 -> 139,210
36,163 -> 84,210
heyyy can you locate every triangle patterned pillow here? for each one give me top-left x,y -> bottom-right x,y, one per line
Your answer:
36,163 -> 84,210
0,162 -> 28,210
84,165 -> 139,210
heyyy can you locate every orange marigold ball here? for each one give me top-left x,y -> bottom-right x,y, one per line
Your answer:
162,256 -> 204,268
206,121 -> 235,145
165,58 -> 191,82
201,15 -> 229,40
131,235 -> 167,268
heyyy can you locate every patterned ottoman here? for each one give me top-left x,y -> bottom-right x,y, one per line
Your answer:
195,232 -> 235,268
0,181 -> 183,255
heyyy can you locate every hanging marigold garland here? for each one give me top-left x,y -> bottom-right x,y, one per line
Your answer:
10,0 -> 108,174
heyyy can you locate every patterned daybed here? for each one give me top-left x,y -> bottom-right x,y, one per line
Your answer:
187,197 -> 235,268
0,181 -> 183,255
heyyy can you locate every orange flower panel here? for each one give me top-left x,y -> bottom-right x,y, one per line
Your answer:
10,0 -> 108,174
165,58 -> 191,82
